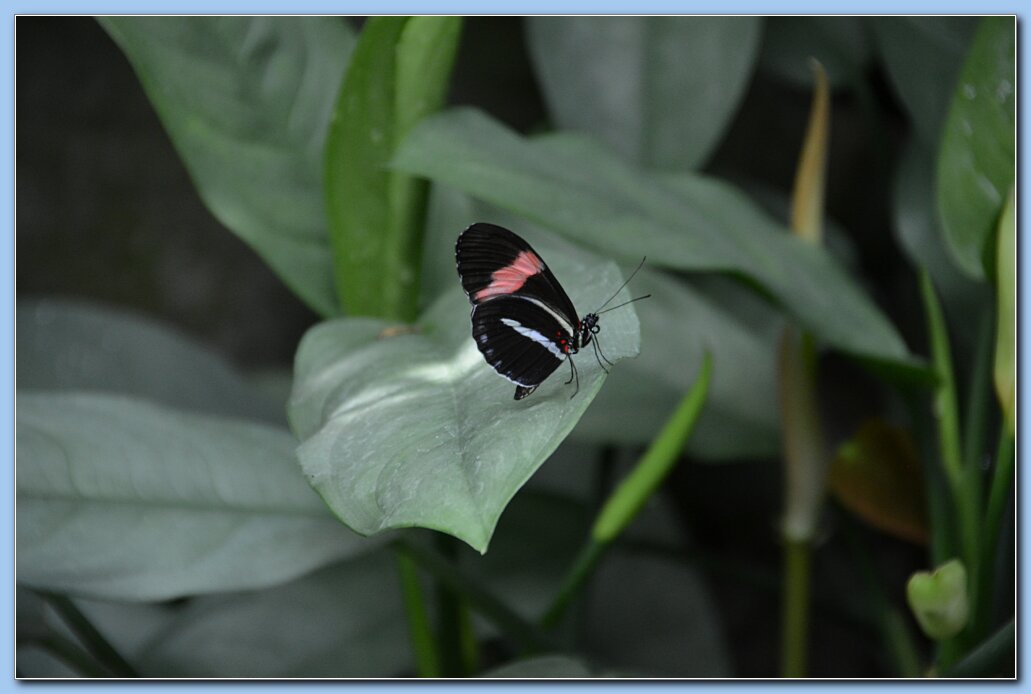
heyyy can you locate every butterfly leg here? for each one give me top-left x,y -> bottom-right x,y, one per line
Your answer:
566,357 -> 580,399
592,339 -> 611,374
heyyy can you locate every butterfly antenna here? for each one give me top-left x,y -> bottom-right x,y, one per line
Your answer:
596,293 -> 652,315
595,257 -> 647,312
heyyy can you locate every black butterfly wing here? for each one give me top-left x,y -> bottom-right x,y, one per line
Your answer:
456,223 -> 580,329
471,296 -> 572,399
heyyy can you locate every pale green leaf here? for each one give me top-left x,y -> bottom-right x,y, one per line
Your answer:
289,240 -> 641,552
17,298 -> 283,423
17,392 -> 369,601
526,17 -> 761,170
99,17 -> 356,317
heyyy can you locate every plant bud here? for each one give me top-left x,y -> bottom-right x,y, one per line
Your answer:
906,559 -> 969,640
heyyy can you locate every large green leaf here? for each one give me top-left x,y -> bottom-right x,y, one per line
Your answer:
892,143 -> 989,362
17,298 -> 283,424
526,17 -> 760,170
325,17 -> 462,321
17,391 -> 369,601
393,108 -> 911,365
99,17 -> 356,317
936,16 -> 1015,279
133,553 -> 411,676
289,239 -> 641,553
871,17 -> 978,147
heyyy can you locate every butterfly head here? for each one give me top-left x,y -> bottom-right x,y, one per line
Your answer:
578,312 -> 600,347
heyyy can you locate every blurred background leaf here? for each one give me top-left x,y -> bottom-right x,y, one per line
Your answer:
892,144 -> 989,345
870,17 -> 978,148
583,550 -> 730,676
19,551 -> 413,677
17,391 -> 369,601
18,298 -> 284,424
526,16 -> 761,170
935,16 -> 1015,279
829,419 -> 928,544
133,552 -> 411,676
100,17 -> 356,317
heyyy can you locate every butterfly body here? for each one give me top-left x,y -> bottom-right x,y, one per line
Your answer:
456,223 -> 601,400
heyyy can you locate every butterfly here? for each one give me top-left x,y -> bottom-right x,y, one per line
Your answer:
455,222 -> 647,400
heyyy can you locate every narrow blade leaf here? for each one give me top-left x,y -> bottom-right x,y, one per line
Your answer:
324,17 -> 461,320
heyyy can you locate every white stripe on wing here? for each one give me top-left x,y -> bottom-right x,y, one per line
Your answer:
500,318 -> 566,360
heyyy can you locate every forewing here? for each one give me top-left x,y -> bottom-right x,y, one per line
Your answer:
456,223 -> 579,326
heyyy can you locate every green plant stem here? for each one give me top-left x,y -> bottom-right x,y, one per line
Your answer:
434,535 -> 475,676
540,540 -> 605,629
962,310 -> 994,474
780,538 -> 811,678
42,593 -> 137,677
919,271 -> 979,587
973,427 -> 1014,639
942,618 -> 1014,677
457,603 -> 479,675
983,429 -> 1015,556
395,550 -> 441,677
906,390 -> 954,566
884,609 -> 924,678
394,538 -> 553,654
540,355 -> 711,629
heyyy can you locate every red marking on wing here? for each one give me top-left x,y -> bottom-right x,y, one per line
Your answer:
474,250 -> 544,301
